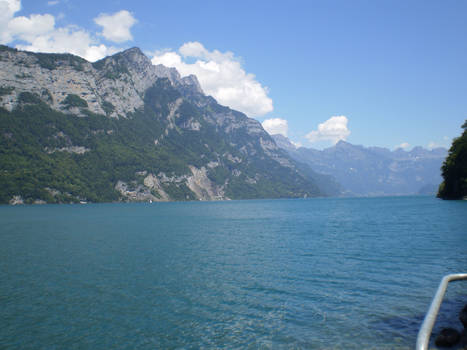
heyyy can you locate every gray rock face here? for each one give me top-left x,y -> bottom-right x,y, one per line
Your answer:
272,134 -> 298,153
9,195 -> 23,205
186,166 -> 225,200
115,167 -> 226,203
45,146 -> 89,154
0,46 -> 203,119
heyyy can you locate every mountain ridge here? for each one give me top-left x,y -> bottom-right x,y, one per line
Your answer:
272,134 -> 447,196
0,45 -> 335,204
0,45 -> 206,118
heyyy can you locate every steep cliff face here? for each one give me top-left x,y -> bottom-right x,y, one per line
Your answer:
0,45 -> 326,204
0,46 -> 201,118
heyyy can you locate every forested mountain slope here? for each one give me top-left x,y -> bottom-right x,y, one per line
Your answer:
0,45 -> 332,204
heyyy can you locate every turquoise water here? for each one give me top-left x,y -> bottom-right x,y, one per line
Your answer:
0,196 -> 466,349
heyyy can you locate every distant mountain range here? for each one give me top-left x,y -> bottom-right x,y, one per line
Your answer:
273,134 -> 447,196
0,45 -> 338,204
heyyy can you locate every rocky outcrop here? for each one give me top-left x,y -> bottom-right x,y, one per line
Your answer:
115,180 -> 164,202
143,174 -> 170,201
115,169 -> 228,202
186,166 -> 226,201
433,303 -> 467,348
115,172 -> 176,202
435,328 -> 460,347
460,305 -> 467,328
45,146 -> 89,154
9,195 -> 23,205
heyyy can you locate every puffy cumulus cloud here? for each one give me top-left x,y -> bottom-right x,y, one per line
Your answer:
0,0 -> 20,18
151,41 -> 273,117
7,14 -> 55,42
0,1 -> 134,61
396,142 -> 411,150
94,10 -> 136,43
261,118 -> 288,137
306,116 -> 350,144
15,26 -> 118,62
0,0 -> 21,43
0,1 -> 135,62
0,0 -> 20,22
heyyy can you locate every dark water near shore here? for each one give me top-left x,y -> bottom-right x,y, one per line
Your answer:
1,196 -> 466,349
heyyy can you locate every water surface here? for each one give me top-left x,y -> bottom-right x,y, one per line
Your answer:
1,196 -> 466,349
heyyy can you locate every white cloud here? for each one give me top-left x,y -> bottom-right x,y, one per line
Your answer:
7,13 -> 55,42
427,140 -> 450,150
0,0 -> 20,16
306,116 -> 350,144
424,134 -> 456,150
0,0 -> 21,43
94,10 -> 136,43
0,0 -> 130,62
47,0 -> 59,5
151,41 -> 273,117
15,26 -> 118,62
179,41 -> 208,58
396,142 -> 411,150
262,118 -> 288,137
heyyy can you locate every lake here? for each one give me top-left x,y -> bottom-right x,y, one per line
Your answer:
1,196 -> 466,349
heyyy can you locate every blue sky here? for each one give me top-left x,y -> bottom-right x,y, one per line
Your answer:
2,0 -> 467,150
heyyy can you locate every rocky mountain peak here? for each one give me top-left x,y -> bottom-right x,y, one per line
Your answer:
121,46 -> 145,57
116,47 -> 151,70
180,74 -> 204,95
334,140 -> 353,148
0,44 -> 213,119
94,46 -> 153,76
114,49 -> 203,95
271,134 -> 297,152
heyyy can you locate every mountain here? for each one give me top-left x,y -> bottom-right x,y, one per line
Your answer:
438,120 -> 467,199
272,134 -> 447,196
0,45 -> 333,204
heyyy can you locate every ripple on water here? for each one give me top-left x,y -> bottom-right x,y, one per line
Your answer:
0,197 -> 466,349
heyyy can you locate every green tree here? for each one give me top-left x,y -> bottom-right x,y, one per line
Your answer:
438,120 -> 467,199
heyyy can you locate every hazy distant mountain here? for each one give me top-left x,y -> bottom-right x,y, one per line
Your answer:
272,134 -> 447,196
